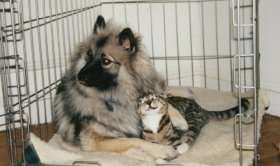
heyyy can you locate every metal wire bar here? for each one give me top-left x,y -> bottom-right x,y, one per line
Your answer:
2,7 -> 92,29
215,1 -> 220,90
11,80 -> 59,109
162,4 -> 168,84
74,0 -> 82,43
27,0 -> 42,137
34,0 -> 49,137
65,0 -> 72,60
149,3 -> 155,65
0,5 -> 15,164
59,0 -> 68,71
188,2 -> 194,87
101,0 -> 230,5
19,0 -> 32,128
80,0 -> 87,40
253,0 -> 259,164
42,0 -> 54,121
72,160 -> 101,166
174,3 -> 181,85
2,81 -> 59,116
3,4 -> 98,38
236,0 -> 244,164
1,2 -> 14,118
228,0 -> 233,91
48,0 -> 59,91
200,1 -> 206,88
150,55 -> 233,60
14,83 -> 58,112
136,0 -> 140,32
55,0 -> 63,78
70,0 -> 77,52
9,0 -> 26,164
241,0 -> 246,91
124,1 -> 128,24
84,0 -> 90,36
112,0 -> 115,18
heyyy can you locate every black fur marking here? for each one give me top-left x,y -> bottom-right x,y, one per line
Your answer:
104,100 -> 114,112
56,82 -> 66,94
96,36 -> 109,48
93,15 -> 106,34
118,28 -> 138,52
65,102 -> 138,141
64,104 -> 96,144
143,129 -> 153,134
157,114 -> 170,133
159,114 -> 168,125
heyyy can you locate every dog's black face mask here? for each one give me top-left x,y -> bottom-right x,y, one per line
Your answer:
77,49 -> 120,91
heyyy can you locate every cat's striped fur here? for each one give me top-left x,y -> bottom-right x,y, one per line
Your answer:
137,94 -> 179,145
138,94 -> 250,154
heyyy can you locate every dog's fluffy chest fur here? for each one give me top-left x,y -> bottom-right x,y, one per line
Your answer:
73,85 -> 141,136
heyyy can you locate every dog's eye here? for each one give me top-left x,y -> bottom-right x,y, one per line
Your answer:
102,58 -> 112,66
101,53 -> 113,67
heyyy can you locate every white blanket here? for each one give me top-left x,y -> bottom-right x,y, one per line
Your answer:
29,87 -> 268,166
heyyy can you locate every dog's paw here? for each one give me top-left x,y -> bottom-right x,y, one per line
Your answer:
79,136 -> 95,151
146,145 -> 178,160
123,148 -> 155,166
176,143 -> 190,154
155,158 -> 168,164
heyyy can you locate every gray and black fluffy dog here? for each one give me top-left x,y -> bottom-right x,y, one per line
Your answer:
54,15 -> 178,159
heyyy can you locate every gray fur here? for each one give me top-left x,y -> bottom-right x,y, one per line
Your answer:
54,19 -> 166,147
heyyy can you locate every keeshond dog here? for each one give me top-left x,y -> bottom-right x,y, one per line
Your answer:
54,15 -> 178,159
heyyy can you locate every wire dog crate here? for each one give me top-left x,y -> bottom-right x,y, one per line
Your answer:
0,0 -> 259,165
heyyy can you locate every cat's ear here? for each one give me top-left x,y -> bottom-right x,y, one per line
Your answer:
118,28 -> 137,53
93,15 -> 106,34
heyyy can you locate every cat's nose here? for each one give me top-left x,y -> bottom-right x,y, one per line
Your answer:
145,100 -> 152,105
150,100 -> 158,108
149,102 -> 158,109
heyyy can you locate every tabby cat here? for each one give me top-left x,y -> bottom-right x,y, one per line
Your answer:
137,93 -> 250,154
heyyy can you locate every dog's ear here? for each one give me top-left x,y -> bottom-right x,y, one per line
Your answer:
93,15 -> 106,34
118,28 -> 137,53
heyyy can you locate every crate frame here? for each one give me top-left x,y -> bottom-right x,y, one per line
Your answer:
0,0 -> 260,165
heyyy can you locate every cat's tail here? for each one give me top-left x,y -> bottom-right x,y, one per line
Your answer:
205,98 -> 250,120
